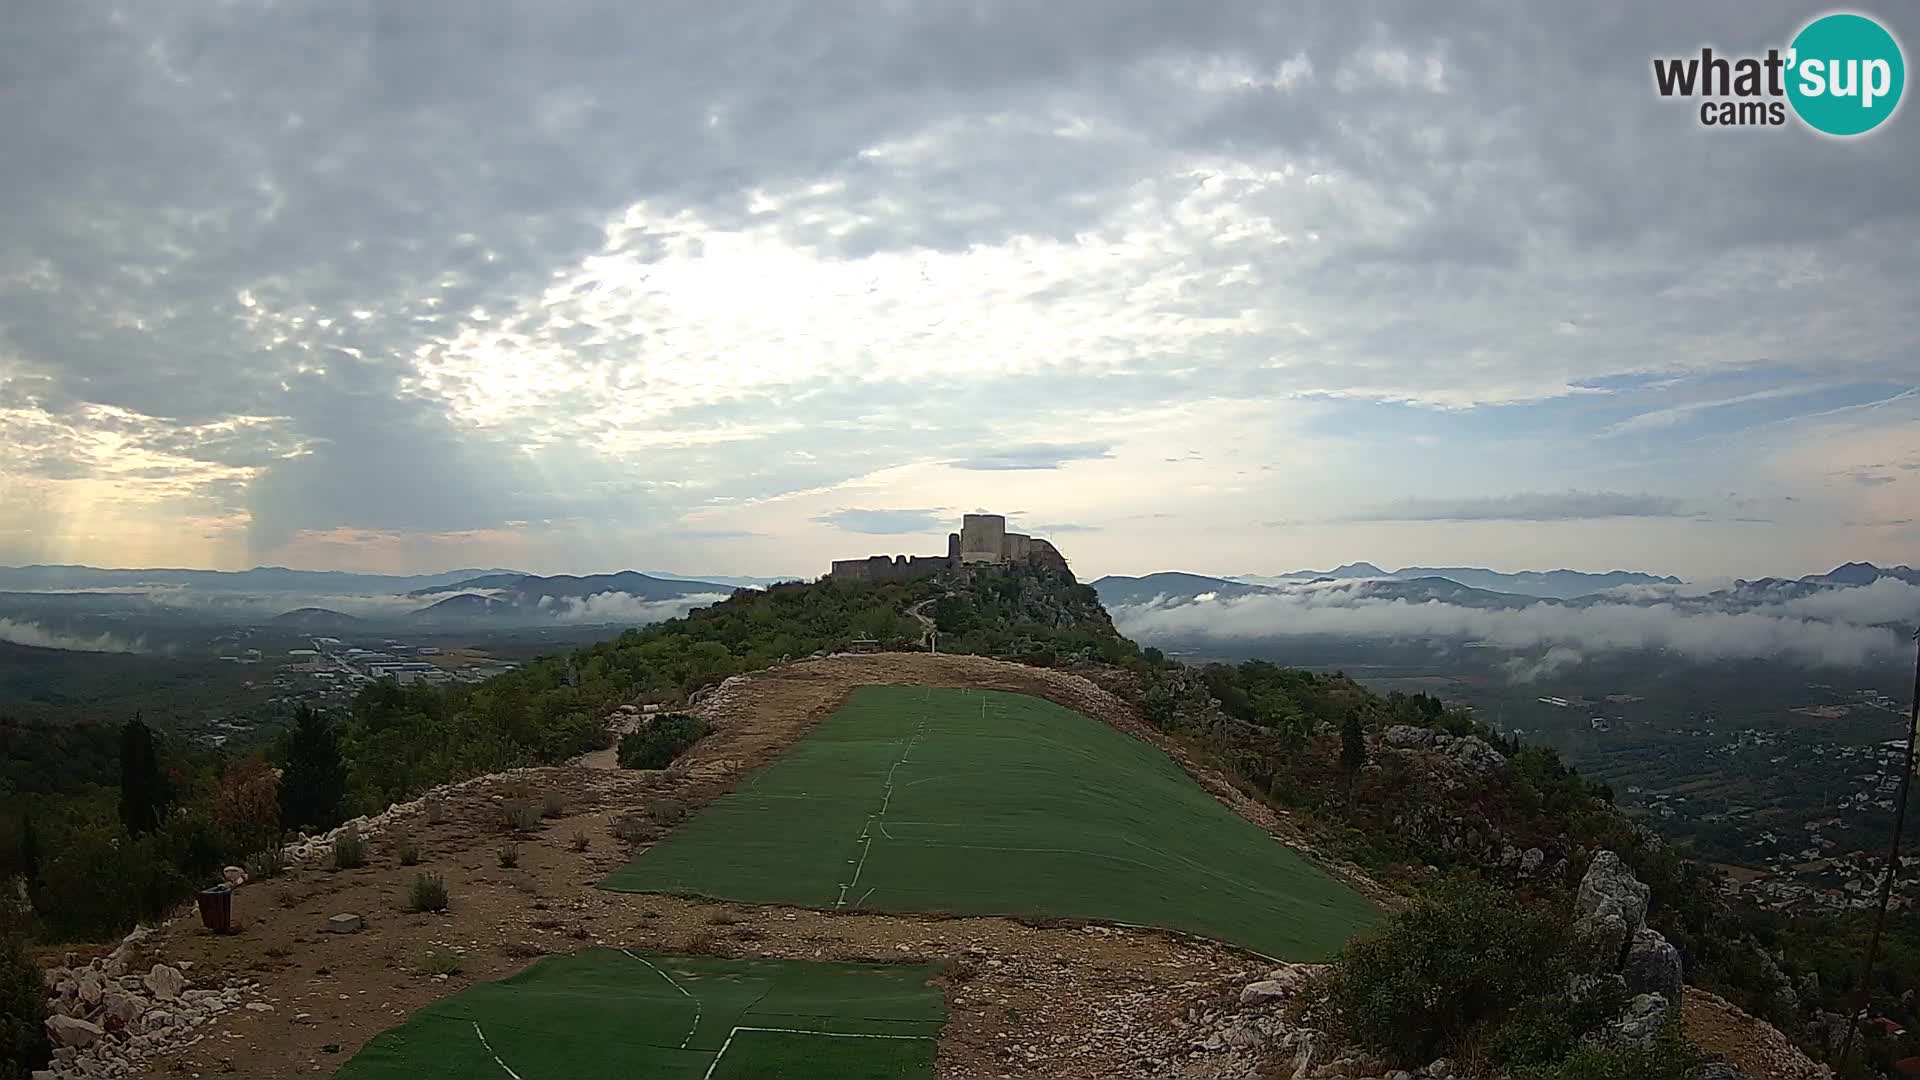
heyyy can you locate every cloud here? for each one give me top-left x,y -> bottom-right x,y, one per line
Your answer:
538,591 -> 730,625
1110,580 -> 1912,671
813,508 -> 948,535
0,618 -> 146,654
1778,578 -> 1920,627
951,442 -> 1114,471
1349,492 -> 1690,522
1,2 -> 1917,577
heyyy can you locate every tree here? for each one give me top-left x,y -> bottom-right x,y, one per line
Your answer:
118,715 -> 168,836
280,706 -> 346,834
1341,711 -> 1368,773
0,926 -> 50,1078
17,814 -> 38,895
212,757 -> 281,853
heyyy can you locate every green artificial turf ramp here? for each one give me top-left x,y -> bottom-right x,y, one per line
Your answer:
602,685 -> 1378,959
334,949 -> 944,1080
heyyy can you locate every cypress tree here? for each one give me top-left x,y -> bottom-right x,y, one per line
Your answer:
1341,711 -> 1368,773
279,706 -> 346,834
117,715 -> 168,836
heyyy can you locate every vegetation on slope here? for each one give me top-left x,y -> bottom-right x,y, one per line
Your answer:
0,559 -> 1910,1073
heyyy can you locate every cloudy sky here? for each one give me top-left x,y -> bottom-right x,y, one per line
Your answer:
2,2 -> 1915,582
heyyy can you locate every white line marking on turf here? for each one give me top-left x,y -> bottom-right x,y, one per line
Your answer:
702,1025 -> 935,1080
622,949 -> 702,1049
471,1021 -> 523,1080
835,702 -> 930,909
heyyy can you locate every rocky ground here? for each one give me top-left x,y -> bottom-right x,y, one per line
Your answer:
31,652 -> 1832,1080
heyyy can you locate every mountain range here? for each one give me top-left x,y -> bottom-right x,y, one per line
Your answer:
1228,564 -> 1681,600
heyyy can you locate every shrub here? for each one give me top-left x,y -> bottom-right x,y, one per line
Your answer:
683,931 -> 722,955
244,843 -> 286,882
394,835 -> 421,866
0,932 -> 50,1078
330,828 -> 366,870
610,813 -> 657,846
646,798 -> 688,826
617,714 -> 708,770
541,791 -> 567,819
569,829 -> 590,852
496,843 -> 519,869
1319,880 -> 1577,1066
424,797 -> 446,825
408,873 -> 449,913
1512,1023 -> 1701,1080
417,947 -> 462,977
501,800 -> 540,835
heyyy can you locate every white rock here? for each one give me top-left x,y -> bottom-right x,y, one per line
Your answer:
143,964 -> 187,1001
222,866 -> 247,887
46,1015 -> 105,1048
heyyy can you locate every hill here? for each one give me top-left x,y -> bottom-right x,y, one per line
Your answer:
1231,564 -> 1682,598
1086,571 -> 1274,607
403,571 -> 741,623
268,606 -> 364,630
0,563 -> 525,593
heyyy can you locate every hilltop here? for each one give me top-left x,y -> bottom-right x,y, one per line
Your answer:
12,546 -> 1867,1080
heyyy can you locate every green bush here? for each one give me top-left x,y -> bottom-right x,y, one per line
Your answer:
1320,880 -> 1580,1066
569,829 -> 590,852
244,843 -> 286,882
610,813 -> 657,846
1512,1023 -> 1701,1080
417,947 -> 462,977
540,790 -> 567,819
408,873 -> 449,913
394,835 -> 421,866
330,828 -> 366,870
496,843 -> 519,869
0,929 -> 50,1077
617,714 -> 708,770
500,801 -> 540,835
646,798 -> 688,826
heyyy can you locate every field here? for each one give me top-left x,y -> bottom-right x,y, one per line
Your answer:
335,949 -> 945,1080
603,685 -> 1377,960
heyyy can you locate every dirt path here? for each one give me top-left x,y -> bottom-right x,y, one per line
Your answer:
128,654 -> 1335,1079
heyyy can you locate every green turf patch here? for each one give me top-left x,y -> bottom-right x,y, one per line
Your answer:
602,685 -> 1378,960
333,949 -> 944,1080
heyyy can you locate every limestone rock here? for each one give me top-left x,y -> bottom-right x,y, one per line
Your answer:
326,912 -> 364,933
1622,927 -> 1683,1001
1609,992 -> 1670,1047
222,865 -> 247,887
1446,736 -> 1507,774
46,1015 -> 104,1049
143,963 -> 187,1001
99,991 -> 143,1027
1520,847 -> 1546,875
1383,725 -> 1437,750
1574,851 -> 1649,959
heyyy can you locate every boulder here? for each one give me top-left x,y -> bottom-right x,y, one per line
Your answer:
326,912 -> 364,934
1239,980 -> 1293,1006
1446,735 -> 1507,773
1574,851 -> 1649,959
222,865 -> 248,887
1609,992 -> 1670,1047
143,963 -> 187,1001
1622,927 -> 1683,1001
1383,725 -> 1437,750
1520,847 -> 1546,875
99,991 -> 143,1027
45,1015 -> 104,1049
1697,1064 -> 1759,1080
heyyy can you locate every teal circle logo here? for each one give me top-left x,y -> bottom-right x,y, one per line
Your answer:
1787,13 -> 1905,136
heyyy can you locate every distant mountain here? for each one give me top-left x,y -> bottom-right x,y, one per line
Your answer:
1230,565 -> 1680,599
1801,562 -> 1920,587
407,573 -> 532,597
409,594 -> 513,622
643,571 -> 796,589
0,564 -> 528,594
404,572 -> 740,624
269,607 -> 364,630
1090,572 -> 1274,607
1095,572 -> 1544,610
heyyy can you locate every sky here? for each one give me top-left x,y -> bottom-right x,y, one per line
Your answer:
1,2 -> 1916,583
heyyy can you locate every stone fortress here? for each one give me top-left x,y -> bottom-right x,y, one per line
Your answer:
828,513 -> 1067,583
